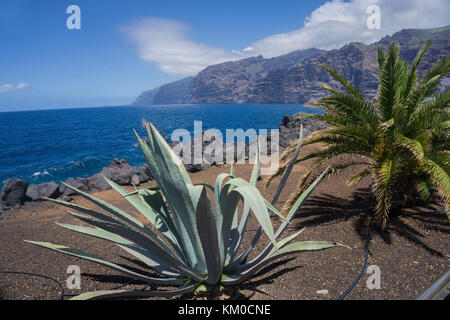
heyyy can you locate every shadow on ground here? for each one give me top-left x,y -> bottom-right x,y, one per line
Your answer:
80,258 -> 300,300
295,187 -> 449,256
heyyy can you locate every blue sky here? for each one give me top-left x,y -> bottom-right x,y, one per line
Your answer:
0,0 -> 449,111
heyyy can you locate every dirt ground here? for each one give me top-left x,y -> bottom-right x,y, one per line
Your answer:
0,151 -> 448,300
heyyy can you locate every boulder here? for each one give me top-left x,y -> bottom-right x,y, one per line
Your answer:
101,158 -> 134,185
130,165 -> 152,184
86,173 -> 111,191
59,177 -> 90,197
26,182 -> 60,201
184,163 -> 203,173
0,200 -> 9,211
1,179 -> 30,207
278,114 -> 329,148
86,160 -> 153,191
173,132 -> 222,172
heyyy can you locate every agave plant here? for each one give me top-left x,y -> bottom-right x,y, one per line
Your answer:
269,41 -> 449,229
26,122 -> 334,300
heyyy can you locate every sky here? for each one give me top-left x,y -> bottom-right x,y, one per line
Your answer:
0,0 -> 449,112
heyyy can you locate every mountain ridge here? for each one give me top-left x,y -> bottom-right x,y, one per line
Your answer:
133,25 -> 450,106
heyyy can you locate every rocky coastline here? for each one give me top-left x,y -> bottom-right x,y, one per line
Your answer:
0,115 -> 328,212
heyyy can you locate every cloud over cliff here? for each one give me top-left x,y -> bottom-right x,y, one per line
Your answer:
122,0 -> 450,75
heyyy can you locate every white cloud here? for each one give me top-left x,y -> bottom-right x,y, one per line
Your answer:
121,18 -> 248,76
251,0 -> 450,57
0,82 -> 29,93
122,0 -> 450,75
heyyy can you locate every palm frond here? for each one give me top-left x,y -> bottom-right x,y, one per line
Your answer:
402,41 -> 431,101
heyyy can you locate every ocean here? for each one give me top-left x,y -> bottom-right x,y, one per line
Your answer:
0,104 -> 321,184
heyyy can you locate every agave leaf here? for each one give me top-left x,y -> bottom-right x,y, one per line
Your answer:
214,174 -> 232,217
56,222 -> 132,245
187,184 -> 205,210
65,210 -> 176,263
123,186 -> 161,197
57,223 -> 180,276
117,243 -> 181,277
137,190 -> 179,235
222,241 -> 336,286
70,282 -> 198,300
218,185 -> 241,265
103,177 -> 184,259
214,173 -> 233,244
263,199 -> 290,223
224,227 -> 259,273
59,182 -> 163,243
271,228 -> 306,253
65,211 -> 202,281
231,167 -> 329,272
25,241 -> 188,286
225,178 -> 277,247
225,228 -> 240,266
104,177 -> 172,235
195,187 -> 221,285
281,167 -> 330,235
144,122 -> 192,184
135,126 -> 205,272
221,181 -> 280,268
237,136 -> 262,229
225,139 -> 262,265
226,196 -> 291,266
274,240 -> 336,253
225,222 -> 300,273
236,138 -> 261,241
195,183 -> 215,192
271,125 -> 304,205
103,176 -> 159,225
43,197 -> 119,224
250,137 -> 261,185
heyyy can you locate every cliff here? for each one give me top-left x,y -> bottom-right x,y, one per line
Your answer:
133,26 -> 450,106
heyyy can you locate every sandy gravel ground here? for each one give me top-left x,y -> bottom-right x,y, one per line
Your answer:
1,149 -> 448,300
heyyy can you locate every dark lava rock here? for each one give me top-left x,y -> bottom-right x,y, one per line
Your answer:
86,160 -> 153,191
59,177 -> 90,197
26,182 -> 60,201
101,158 -> 135,186
1,179 -> 30,207
86,173 -> 112,192
130,165 -> 152,184
0,200 -> 9,211
278,115 -> 329,149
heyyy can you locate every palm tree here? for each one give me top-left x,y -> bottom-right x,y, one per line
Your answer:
269,41 -> 449,229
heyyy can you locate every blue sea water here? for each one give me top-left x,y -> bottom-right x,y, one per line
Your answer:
0,104 -> 321,184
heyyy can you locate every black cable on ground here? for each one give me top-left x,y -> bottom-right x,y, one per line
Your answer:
0,270 -> 66,300
337,231 -> 374,300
